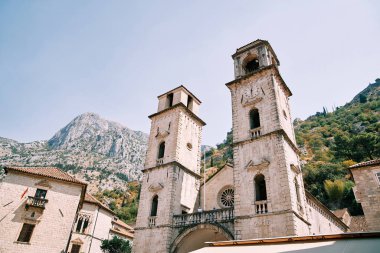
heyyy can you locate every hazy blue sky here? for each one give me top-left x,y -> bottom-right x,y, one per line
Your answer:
0,0 -> 379,145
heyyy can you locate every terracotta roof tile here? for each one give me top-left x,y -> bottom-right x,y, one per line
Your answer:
349,159 -> 380,169
84,193 -> 114,214
113,218 -> 134,231
332,208 -> 349,219
4,166 -> 86,185
110,228 -> 134,239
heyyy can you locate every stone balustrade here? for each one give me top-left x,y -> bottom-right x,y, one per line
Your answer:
148,216 -> 157,227
156,158 -> 164,166
249,127 -> 261,139
255,200 -> 269,214
173,208 -> 234,227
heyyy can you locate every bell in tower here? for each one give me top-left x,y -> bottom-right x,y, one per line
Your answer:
232,39 -> 280,79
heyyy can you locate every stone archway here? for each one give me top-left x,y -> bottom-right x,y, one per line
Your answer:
170,224 -> 234,253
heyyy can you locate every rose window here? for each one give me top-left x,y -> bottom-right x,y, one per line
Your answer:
220,188 -> 234,207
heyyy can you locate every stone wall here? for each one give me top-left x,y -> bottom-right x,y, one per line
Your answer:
70,202 -> 115,253
351,164 -> 380,231
0,172 -> 82,253
199,165 -> 233,211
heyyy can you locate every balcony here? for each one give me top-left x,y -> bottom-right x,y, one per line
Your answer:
156,158 -> 164,166
249,127 -> 261,139
148,216 -> 157,227
173,208 -> 234,227
26,196 -> 48,209
255,200 -> 269,214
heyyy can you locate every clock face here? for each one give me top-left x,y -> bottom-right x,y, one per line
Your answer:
242,85 -> 260,98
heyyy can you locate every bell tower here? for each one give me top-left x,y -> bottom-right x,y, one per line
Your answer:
133,86 -> 205,253
227,40 -> 310,239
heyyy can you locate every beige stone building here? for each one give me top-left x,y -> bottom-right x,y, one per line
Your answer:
0,166 -> 134,253
0,166 -> 87,253
134,39 -> 349,253
69,193 -> 134,253
349,159 -> 380,231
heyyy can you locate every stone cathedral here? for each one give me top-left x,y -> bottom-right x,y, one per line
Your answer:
133,40 -> 348,253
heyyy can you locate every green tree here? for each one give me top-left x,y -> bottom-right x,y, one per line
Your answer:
101,236 -> 132,253
324,179 -> 345,210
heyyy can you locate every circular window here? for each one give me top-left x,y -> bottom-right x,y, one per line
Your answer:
219,188 -> 234,208
186,143 -> 193,150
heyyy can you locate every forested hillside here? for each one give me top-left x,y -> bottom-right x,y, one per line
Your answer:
295,79 -> 379,214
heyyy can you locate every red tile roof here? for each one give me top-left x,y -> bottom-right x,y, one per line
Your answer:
112,218 -> 134,231
332,208 -> 349,219
349,159 -> 380,169
110,228 -> 134,239
84,193 -> 115,214
4,166 -> 86,185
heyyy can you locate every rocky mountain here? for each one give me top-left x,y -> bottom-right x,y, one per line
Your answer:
0,113 -> 148,192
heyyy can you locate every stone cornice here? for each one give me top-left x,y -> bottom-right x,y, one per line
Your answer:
235,209 -> 311,226
157,85 -> 202,104
142,161 -> 201,179
232,129 -> 300,155
148,103 -> 206,126
225,65 -> 292,97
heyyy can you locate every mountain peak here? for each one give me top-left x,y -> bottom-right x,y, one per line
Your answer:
47,113 -> 145,153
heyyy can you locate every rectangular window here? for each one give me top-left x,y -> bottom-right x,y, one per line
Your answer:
17,223 -> 35,243
34,189 -> 47,199
71,244 -> 81,253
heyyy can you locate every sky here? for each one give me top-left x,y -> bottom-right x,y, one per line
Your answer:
0,0 -> 379,146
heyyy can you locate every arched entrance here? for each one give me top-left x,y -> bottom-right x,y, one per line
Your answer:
170,224 -> 233,253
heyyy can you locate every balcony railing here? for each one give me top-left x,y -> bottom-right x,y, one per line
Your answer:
255,200 -> 269,214
250,127 -> 261,139
148,216 -> 157,227
156,158 -> 164,166
26,196 -> 48,209
173,208 -> 234,226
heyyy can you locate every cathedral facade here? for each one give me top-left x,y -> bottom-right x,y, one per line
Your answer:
133,40 -> 348,253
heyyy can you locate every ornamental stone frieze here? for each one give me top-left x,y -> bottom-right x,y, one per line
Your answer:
148,182 -> 164,192
245,159 -> 270,172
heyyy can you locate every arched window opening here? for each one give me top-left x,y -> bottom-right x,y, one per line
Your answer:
244,58 -> 260,73
75,217 -> 83,232
250,109 -> 260,129
167,93 -> 174,108
295,177 -> 301,203
158,142 -> 165,159
255,174 -> 267,201
150,195 -> 158,216
82,218 -> 89,233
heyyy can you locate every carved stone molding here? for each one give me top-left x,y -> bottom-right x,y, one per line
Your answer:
148,182 -> 164,192
242,96 -> 263,107
22,210 -> 43,223
290,164 -> 301,174
71,237 -> 84,245
246,159 -> 270,171
155,130 -> 170,138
